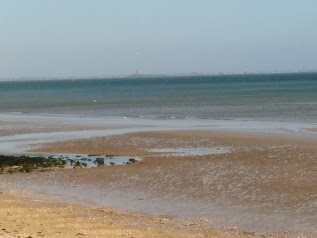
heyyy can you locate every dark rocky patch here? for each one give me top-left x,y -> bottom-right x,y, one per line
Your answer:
0,155 -> 67,174
128,158 -> 136,163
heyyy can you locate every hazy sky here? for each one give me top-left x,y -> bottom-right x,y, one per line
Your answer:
1,0 -> 317,78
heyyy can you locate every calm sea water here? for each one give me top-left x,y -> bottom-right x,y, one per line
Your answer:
1,73 -> 317,122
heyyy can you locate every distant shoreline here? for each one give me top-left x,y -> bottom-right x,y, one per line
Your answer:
1,70 -> 317,82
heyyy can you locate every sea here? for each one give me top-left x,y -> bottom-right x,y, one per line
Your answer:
1,72 -> 317,122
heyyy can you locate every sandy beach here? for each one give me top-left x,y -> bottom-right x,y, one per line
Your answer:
2,1 -> 317,236
2,191 -> 248,238
0,114 -> 317,237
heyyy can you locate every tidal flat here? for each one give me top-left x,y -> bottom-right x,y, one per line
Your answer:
0,114 -> 317,237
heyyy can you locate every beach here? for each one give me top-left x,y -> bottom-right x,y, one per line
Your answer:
0,113 -> 316,237
1,192 -> 242,238
2,0 -> 317,235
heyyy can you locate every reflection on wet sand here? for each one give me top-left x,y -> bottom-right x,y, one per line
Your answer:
1,130 -> 316,236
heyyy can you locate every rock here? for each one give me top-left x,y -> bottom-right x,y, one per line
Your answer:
95,158 -> 104,166
128,158 -> 136,163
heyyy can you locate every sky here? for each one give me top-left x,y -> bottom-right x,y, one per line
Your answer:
0,0 -> 317,78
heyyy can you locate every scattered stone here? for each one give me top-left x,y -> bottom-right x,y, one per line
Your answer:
128,158 -> 136,163
95,158 -> 104,166
0,155 -> 67,174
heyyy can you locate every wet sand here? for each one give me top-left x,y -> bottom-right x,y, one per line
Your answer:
0,117 -> 125,137
308,128 -> 317,133
1,113 -> 317,237
0,130 -> 315,237
1,192 -> 242,238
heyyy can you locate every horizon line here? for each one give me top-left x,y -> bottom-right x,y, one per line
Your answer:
0,70 -> 317,81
